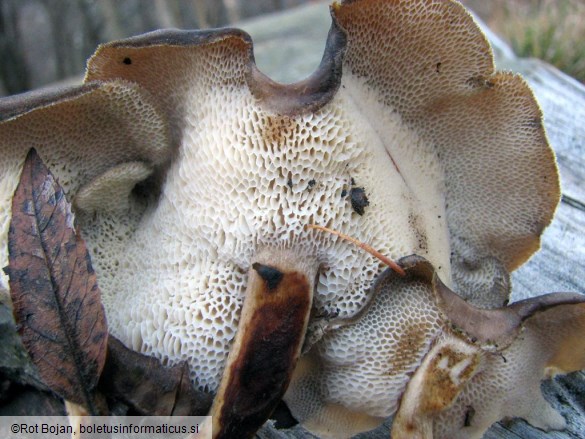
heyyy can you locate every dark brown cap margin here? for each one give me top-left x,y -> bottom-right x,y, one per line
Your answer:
247,9 -> 347,116
102,27 -> 254,50
86,10 -> 348,117
382,255 -> 585,350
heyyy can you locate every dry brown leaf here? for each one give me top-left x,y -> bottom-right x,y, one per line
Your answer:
99,336 -> 213,416
6,148 -> 107,415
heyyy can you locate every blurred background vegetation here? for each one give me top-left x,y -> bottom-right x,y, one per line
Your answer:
462,0 -> 585,83
0,0 -> 584,97
0,0 -> 314,96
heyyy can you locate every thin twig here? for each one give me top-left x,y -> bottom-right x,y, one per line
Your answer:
306,224 -> 406,276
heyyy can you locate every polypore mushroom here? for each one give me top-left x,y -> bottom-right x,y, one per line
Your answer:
0,0 -> 579,437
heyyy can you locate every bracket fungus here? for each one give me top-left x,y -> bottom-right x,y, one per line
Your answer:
0,0 -> 583,438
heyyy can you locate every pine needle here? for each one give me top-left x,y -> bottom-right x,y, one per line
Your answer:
306,224 -> 406,276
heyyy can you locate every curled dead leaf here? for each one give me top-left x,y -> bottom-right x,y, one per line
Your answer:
99,335 -> 212,416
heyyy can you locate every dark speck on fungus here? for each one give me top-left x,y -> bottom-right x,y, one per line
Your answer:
464,406 -> 475,427
252,263 -> 284,291
350,187 -> 369,215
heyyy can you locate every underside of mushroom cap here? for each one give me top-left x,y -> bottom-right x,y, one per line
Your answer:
0,3 -> 560,303
84,0 -> 559,303
0,80 -> 170,291
331,0 -> 560,295
79,0 -> 451,393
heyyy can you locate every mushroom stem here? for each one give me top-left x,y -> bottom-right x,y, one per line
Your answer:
206,256 -> 314,438
306,224 -> 406,276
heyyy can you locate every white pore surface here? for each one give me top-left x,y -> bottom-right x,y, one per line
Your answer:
97,75 -> 451,392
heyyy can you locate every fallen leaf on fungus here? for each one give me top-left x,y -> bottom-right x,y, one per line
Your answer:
99,335 -> 213,416
5,148 -> 107,415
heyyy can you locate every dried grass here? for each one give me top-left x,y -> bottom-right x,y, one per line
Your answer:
463,0 -> 585,83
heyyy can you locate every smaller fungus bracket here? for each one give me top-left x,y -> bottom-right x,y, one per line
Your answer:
432,297 -> 585,438
381,258 -> 585,439
286,252 -> 585,439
